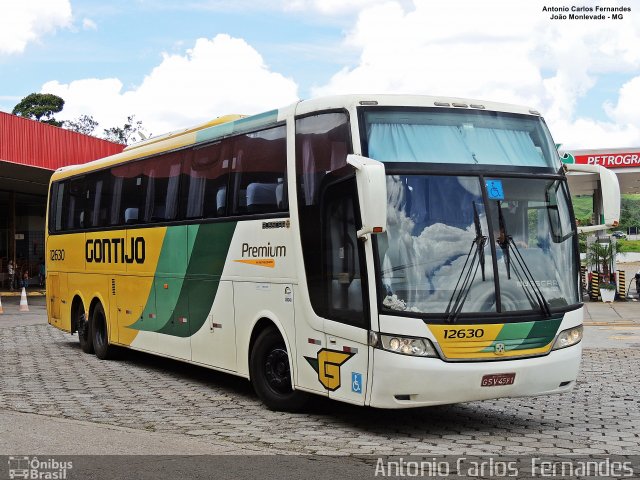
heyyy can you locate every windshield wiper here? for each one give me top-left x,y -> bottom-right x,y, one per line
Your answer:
473,202 -> 486,282
496,201 -> 552,318
444,202 -> 487,323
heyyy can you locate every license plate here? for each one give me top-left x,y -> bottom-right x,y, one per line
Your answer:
481,373 -> 515,387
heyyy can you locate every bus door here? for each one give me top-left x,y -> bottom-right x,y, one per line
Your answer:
47,272 -> 62,327
321,177 -> 370,405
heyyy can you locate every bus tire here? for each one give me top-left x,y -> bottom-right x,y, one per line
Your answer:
91,303 -> 113,360
77,308 -> 94,354
249,327 -> 308,412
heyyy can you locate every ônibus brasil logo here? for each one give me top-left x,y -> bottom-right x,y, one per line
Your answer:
8,456 -> 73,480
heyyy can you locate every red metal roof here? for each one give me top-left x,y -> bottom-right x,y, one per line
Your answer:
0,111 -> 124,171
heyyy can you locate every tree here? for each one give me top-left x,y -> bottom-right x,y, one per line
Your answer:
12,93 -> 65,126
63,115 -> 99,136
619,197 -> 640,230
103,115 -> 149,145
586,240 -> 617,278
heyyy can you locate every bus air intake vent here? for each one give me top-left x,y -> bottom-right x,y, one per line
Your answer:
111,279 -> 116,296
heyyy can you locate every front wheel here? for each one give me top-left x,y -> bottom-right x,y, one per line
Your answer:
91,303 -> 113,360
249,327 -> 308,412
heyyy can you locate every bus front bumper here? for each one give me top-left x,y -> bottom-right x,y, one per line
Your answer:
368,343 -> 581,408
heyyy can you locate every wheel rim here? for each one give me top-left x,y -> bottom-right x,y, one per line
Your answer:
264,347 -> 291,394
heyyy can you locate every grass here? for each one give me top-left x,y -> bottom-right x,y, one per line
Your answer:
617,240 -> 640,253
571,196 -> 593,219
572,194 -> 640,218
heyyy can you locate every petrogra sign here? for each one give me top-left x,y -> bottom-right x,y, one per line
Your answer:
562,151 -> 640,168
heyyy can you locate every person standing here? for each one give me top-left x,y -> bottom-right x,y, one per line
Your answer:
8,260 -> 15,291
39,259 -> 45,287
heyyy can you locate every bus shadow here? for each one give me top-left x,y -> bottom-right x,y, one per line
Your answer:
58,338 -> 256,400
305,395 -> 556,436
113,346 -> 256,398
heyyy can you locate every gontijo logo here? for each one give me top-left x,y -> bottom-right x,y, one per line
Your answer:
304,349 -> 354,391
85,237 -> 145,264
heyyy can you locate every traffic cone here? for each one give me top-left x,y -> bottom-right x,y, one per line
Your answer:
0,295 -> 3,314
19,287 -> 29,312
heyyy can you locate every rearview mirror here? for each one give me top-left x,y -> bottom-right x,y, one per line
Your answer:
346,154 -> 387,239
564,163 -> 620,233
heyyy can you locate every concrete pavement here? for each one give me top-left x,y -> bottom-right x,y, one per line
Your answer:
0,410 -> 271,455
0,293 -> 638,458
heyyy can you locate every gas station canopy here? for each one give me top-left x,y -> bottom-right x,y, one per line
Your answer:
561,148 -> 640,196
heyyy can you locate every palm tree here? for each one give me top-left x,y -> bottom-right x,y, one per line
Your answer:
586,241 -> 617,280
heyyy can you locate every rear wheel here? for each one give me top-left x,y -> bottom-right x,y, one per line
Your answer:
249,327 -> 308,412
91,303 -> 113,360
75,304 -> 93,354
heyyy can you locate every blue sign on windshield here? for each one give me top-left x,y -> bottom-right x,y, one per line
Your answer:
486,180 -> 505,200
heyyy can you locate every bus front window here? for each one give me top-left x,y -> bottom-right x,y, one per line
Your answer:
376,174 -> 579,317
378,175 -> 496,315
486,177 -> 578,312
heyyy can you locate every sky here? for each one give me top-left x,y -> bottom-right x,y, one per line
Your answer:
1,0 -> 639,149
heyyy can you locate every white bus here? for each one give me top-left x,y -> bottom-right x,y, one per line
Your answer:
46,95 -> 619,410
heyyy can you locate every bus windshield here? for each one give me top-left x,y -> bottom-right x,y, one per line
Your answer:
362,107 -> 578,318
375,174 -> 579,317
364,109 -> 560,169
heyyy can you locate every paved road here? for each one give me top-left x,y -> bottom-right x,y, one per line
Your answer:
0,296 -> 638,460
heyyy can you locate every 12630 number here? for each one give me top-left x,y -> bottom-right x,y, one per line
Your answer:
443,328 -> 485,339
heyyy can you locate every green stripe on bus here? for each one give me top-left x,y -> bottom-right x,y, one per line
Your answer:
133,227 -> 187,333
517,317 -> 563,349
158,221 -> 237,336
133,222 -> 237,337
480,317 -> 562,352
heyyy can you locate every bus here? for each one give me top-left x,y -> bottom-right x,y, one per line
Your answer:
46,95 -> 620,410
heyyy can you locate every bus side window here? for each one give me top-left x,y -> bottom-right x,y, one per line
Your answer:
181,142 -> 228,219
84,170 -> 114,228
50,182 -> 65,232
64,177 -> 86,231
116,163 -> 147,225
230,125 -> 287,216
140,151 -> 182,223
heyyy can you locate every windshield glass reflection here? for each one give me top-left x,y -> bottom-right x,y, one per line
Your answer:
486,177 -> 578,312
377,175 -> 579,316
378,175 -> 496,314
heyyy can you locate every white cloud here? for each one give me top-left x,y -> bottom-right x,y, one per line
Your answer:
42,34 -> 299,135
180,0 -> 396,15
550,117 -> 640,150
313,0 -> 640,148
0,0 -> 72,55
82,18 -> 98,31
605,76 -> 640,125
548,75 -> 640,149
284,0 -> 393,15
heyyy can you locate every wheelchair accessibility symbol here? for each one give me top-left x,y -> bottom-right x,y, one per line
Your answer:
352,372 -> 363,394
486,180 -> 505,200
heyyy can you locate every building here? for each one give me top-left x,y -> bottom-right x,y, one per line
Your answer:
0,111 -> 124,288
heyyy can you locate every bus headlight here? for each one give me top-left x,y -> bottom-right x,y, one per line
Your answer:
552,325 -> 583,350
378,334 -> 438,357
